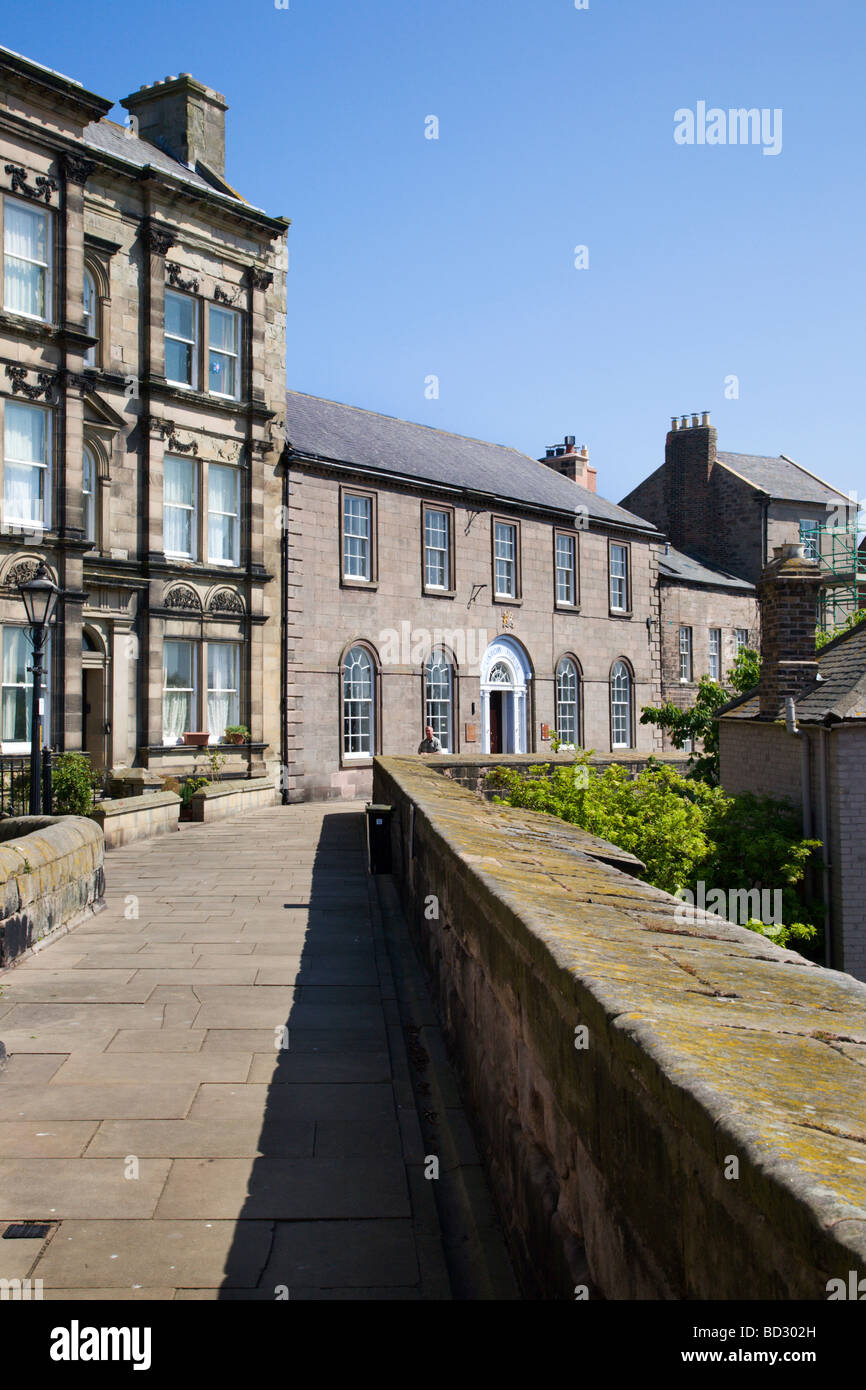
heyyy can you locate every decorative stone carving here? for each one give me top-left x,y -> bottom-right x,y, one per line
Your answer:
214,439 -> 242,463
6,365 -> 54,401
209,590 -> 244,614
4,164 -> 57,203
64,371 -> 88,397
167,434 -> 198,456
246,266 -> 273,291
164,585 -> 201,611
7,558 -> 48,589
145,415 -> 171,440
213,286 -> 236,305
166,262 -> 199,293
63,154 -> 98,186
144,222 -> 176,256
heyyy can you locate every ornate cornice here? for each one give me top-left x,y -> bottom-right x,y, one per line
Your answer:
62,153 -> 98,186
246,266 -> 273,291
4,163 -> 58,204
63,370 -> 89,397
5,364 -> 55,401
143,221 -> 177,257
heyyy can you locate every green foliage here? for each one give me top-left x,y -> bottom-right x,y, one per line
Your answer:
224,725 -> 250,738
200,746 -> 226,782
816,607 -> 866,649
489,753 -> 823,959
179,776 -> 209,808
639,648 -> 761,784
51,752 -> 98,816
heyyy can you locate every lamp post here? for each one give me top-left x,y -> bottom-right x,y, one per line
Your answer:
18,562 -> 59,815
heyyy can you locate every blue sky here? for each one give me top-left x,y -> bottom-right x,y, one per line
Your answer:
7,0 -> 865,507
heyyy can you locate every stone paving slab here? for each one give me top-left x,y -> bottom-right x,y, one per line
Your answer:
0,803 -> 513,1300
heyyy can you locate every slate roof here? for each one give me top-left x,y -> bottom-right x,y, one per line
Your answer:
658,545 -> 754,592
83,120 -> 253,205
719,619 -> 866,724
284,391 -> 658,532
717,452 -> 849,505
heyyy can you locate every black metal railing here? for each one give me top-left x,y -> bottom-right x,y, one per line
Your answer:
0,750 -> 109,818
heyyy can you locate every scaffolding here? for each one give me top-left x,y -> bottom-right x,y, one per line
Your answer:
801,511 -> 866,632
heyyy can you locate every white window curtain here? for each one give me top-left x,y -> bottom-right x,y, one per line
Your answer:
164,455 -> 196,557
207,643 -> 240,742
4,400 -> 48,528
1,626 -> 50,746
208,464 -> 239,565
4,199 -> 49,319
163,640 -> 195,744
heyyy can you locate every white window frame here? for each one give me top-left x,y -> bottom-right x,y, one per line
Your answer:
206,641 -> 241,744
708,628 -> 721,681
3,399 -> 51,534
494,520 -> 517,598
207,464 -> 240,567
555,533 -> 577,606
679,626 -> 693,683
424,507 -> 450,590
82,444 -> 96,543
425,649 -> 453,752
799,519 -> 820,560
164,289 -> 198,389
83,267 -> 97,367
342,645 -> 375,758
611,660 -> 632,748
610,543 -> 628,612
735,628 -> 749,652
555,657 -> 579,748
207,304 -> 241,401
343,494 -> 372,582
2,194 -> 52,323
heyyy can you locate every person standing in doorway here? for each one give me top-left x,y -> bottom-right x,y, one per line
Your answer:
417,724 -> 442,754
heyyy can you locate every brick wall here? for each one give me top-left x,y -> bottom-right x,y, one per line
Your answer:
659,580 -> 758,744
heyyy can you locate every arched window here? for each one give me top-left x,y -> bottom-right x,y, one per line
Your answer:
342,645 -> 375,757
83,268 -> 97,367
82,445 -> 96,543
555,657 -> 579,748
425,650 -> 453,752
610,660 -> 633,748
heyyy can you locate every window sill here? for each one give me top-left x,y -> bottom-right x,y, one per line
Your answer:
341,577 -> 378,591
341,756 -> 374,768
609,609 -> 632,619
554,602 -> 581,614
422,586 -> 456,599
492,595 -> 522,605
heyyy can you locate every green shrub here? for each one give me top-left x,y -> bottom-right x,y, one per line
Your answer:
489,752 -> 823,959
51,752 -> 98,816
179,776 -> 209,808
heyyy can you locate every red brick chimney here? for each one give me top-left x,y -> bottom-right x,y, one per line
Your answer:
757,543 -> 823,717
539,436 -> 597,492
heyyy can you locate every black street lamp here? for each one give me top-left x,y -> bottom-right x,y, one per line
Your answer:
18,562 -> 60,815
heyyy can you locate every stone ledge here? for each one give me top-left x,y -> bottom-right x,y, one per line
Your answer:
187,778 -> 278,822
373,755 -> 866,1300
90,791 -> 181,849
0,815 -> 104,968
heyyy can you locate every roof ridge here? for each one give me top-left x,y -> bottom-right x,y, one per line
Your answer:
285,389 -> 531,457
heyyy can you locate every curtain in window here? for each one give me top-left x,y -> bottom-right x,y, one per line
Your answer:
83,447 -> 95,541
164,456 -> 195,555
207,643 -> 239,741
4,402 -> 46,525
83,270 -> 96,366
1,627 -> 50,745
163,641 -> 194,743
4,202 -> 47,317
208,465 -> 238,564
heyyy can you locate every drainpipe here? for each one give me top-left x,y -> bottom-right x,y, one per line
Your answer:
817,725 -> 833,968
279,451 -> 289,805
785,698 -> 812,838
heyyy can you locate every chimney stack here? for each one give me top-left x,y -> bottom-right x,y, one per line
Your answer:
757,543 -> 823,718
662,410 -> 718,554
121,74 -> 228,178
539,436 -> 597,492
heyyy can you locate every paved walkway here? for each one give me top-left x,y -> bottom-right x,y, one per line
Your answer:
0,804 -> 517,1300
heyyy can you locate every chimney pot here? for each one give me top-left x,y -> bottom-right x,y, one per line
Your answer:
701,410 -> 710,426
691,413 -> 700,428
670,416 -> 679,431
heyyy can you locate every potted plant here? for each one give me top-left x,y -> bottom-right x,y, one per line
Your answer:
224,725 -> 250,745
182,731 -> 210,747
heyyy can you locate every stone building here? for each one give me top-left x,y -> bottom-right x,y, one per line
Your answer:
279,392 -> 664,802
718,544 -> 866,980
620,412 -> 854,587
0,47 -> 288,781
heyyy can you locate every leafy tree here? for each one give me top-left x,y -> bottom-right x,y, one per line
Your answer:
489,753 -> 823,959
639,648 -> 761,784
816,607 -> 866,649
